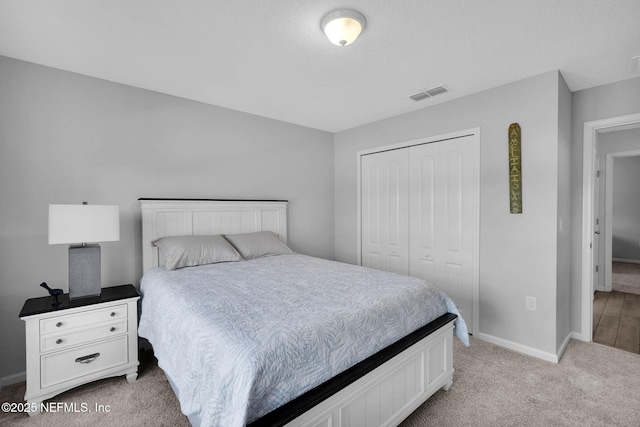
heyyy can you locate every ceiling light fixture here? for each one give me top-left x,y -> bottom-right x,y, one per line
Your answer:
321,9 -> 366,46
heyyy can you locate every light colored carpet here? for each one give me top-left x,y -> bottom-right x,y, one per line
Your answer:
2,338 -> 640,426
0,349 -> 190,427
402,337 -> 640,427
612,262 -> 640,295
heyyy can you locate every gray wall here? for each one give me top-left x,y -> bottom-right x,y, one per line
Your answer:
595,128 -> 640,280
334,71 -> 566,357
570,77 -> 640,334
556,75 -> 572,351
0,56 -> 335,382
3,53 -> 639,383
612,156 -> 640,261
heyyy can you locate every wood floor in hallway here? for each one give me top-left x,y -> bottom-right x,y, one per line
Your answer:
593,290 -> 640,354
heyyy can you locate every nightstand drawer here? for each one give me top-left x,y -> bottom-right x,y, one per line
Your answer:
41,336 -> 129,388
40,304 -> 127,334
40,320 -> 128,352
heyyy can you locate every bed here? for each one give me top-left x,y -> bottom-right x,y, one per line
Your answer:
137,199 -> 468,427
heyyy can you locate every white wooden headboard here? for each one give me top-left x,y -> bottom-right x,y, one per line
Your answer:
139,199 -> 288,272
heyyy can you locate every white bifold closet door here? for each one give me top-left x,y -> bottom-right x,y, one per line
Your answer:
360,148 -> 410,275
360,135 -> 477,331
408,137 -> 476,327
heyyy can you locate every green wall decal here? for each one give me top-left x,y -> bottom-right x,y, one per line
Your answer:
508,123 -> 522,213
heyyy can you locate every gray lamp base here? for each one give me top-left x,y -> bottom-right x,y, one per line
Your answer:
69,245 -> 102,299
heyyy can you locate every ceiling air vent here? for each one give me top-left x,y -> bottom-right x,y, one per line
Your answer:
409,85 -> 450,101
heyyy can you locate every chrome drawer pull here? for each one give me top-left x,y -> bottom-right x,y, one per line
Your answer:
110,327 -> 116,332
75,353 -> 100,364
56,322 -> 63,327
56,339 -> 63,345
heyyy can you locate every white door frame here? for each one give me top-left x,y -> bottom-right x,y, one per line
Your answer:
581,113 -> 640,341
604,149 -> 640,291
356,127 -> 480,336
593,154 -> 600,291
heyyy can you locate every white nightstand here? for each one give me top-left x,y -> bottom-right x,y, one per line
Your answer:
19,285 -> 140,416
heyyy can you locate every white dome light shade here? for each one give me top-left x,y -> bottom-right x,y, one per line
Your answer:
321,10 -> 366,46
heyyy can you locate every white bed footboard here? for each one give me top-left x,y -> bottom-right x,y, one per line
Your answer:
285,320 -> 454,427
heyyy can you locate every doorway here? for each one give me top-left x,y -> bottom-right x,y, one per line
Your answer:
604,150 -> 640,292
581,113 -> 640,342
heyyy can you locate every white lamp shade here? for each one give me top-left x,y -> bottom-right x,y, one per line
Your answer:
49,204 -> 120,245
322,10 -> 366,46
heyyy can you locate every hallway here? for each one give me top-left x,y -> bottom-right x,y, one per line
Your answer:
612,261 -> 640,295
593,290 -> 640,354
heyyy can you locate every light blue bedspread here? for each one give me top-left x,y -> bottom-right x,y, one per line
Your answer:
138,254 -> 468,426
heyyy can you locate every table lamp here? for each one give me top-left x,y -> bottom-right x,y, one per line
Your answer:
48,202 -> 120,299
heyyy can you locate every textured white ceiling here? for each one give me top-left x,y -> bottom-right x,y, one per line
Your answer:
0,0 -> 638,132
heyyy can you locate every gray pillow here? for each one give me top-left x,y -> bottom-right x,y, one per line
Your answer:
152,235 -> 241,270
223,231 -> 292,260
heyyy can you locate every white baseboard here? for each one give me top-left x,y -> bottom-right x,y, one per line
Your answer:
556,333 -> 574,361
613,258 -> 640,265
569,330 -> 589,343
1,371 -> 25,390
477,333 -> 560,363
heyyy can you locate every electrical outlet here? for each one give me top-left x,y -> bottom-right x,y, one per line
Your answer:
526,296 -> 537,312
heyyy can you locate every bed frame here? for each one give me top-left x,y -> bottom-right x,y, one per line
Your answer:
139,198 -> 456,427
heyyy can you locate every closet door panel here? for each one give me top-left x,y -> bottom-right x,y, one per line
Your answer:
444,262 -> 464,313
409,144 -> 439,283
388,160 -> 403,251
361,150 -> 409,275
414,257 -> 436,286
364,163 -> 381,246
417,153 -> 436,254
439,137 -> 476,323
408,136 -> 476,329
444,151 -> 463,258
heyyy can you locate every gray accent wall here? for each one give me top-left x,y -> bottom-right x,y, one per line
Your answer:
0,56 -> 334,382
